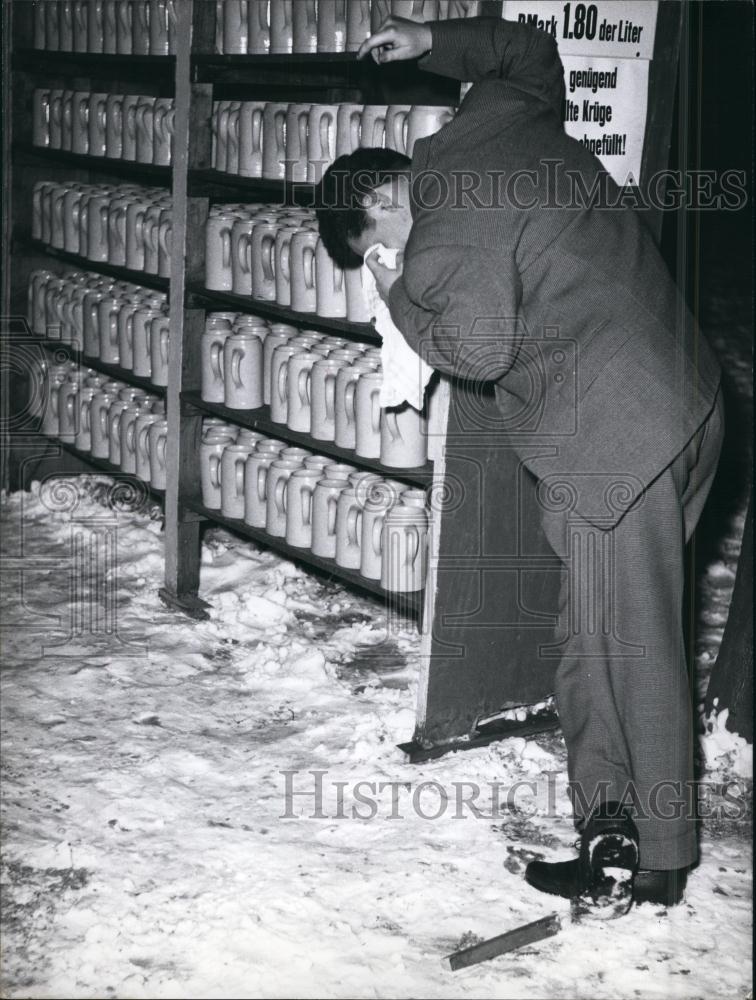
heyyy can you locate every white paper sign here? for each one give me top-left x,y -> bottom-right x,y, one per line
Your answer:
561,55 -> 650,184
501,1 -> 658,58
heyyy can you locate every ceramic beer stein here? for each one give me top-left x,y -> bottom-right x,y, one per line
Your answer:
336,102 -> 363,157
317,0 -> 347,52
247,0 -> 270,52
380,402 -> 428,468
311,477 -> 347,558
221,443 -> 256,519
307,104 -> 337,184
315,238 -> 347,318
381,502 -> 429,592
88,92 -> 109,156
223,330 -> 264,409
289,229 -> 319,313
285,467 -> 321,548
286,351 -> 319,434
292,0 -> 317,52
262,326 -> 294,406
269,0 -> 292,52
285,103 -> 312,183
269,341 -> 301,424
238,101 -> 265,178
346,0 -> 371,51
335,486 -> 363,569
261,102 -> 288,180
242,450 -> 275,528
135,410 -> 162,480
250,220 -> 278,301
265,457 -> 302,537
200,324 -> 230,403
359,105 -> 388,148
354,370 -> 383,458
200,437 -> 229,509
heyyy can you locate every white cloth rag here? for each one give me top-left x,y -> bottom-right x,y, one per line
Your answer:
362,242 -> 433,411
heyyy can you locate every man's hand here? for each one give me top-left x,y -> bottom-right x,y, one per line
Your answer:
366,251 -> 404,302
357,16 -> 432,64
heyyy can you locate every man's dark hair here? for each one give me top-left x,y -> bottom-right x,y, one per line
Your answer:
314,147 -> 412,269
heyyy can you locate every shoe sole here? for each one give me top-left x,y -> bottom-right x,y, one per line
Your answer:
576,834 -> 639,920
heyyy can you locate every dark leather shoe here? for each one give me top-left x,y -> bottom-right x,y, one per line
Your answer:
524,802 -> 639,918
633,867 -> 688,906
525,859 -> 689,907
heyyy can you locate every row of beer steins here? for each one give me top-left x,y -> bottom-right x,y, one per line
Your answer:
28,269 -> 170,388
200,418 -> 429,591
36,353 -> 169,486
32,89 -> 175,166
200,314 -> 428,468
212,100 -> 456,180
205,203 -> 371,323
214,1 -> 482,55
32,182 -> 173,277
32,0 -> 177,55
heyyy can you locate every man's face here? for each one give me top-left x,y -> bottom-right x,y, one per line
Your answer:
347,176 -> 413,261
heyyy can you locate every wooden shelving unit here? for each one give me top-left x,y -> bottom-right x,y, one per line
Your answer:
5,0 -> 455,625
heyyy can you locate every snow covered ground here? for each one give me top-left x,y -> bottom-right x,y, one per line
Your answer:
1,284 -> 752,998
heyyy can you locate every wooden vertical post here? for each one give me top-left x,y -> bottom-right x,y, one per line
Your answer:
162,0 -> 209,616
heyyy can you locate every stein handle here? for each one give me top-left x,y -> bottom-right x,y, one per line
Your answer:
211,341 -> 223,380
371,388 -> 381,433
221,227 -> 232,269
319,113 -> 332,160
160,327 -> 169,364
347,506 -> 361,546
158,219 -> 172,257
303,246 -> 315,290
257,465 -> 268,502
280,241 -> 290,281
126,420 -> 135,450
277,360 -> 288,405
261,234 -> 275,280
406,525 -> 420,566
327,494 -> 338,535
157,435 -> 166,464
324,373 -> 336,421
235,457 -> 245,497
138,424 -> 150,455
373,515 -> 383,556
275,475 -> 287,513
344,380 -> 356,425
297,368 -> 310,406
231,348 -> 242,387
302,486 -> 313,526
210,453 -> 221,488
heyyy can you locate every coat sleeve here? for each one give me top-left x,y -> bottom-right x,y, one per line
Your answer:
387,242 -> 524,383
419,16 -> 564,117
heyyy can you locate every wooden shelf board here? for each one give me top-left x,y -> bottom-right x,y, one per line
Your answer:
12,49 -> 176,81
185,281 -> 379,341
188,169 -> 316,205
182,391 -> 433,487
14,236 -> 170,292
14,143 -> 172,185
182,495 -> 423,615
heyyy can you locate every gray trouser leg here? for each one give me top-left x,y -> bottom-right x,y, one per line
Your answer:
538,392 -> 724,870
